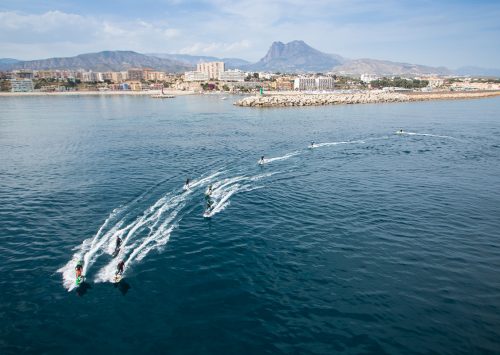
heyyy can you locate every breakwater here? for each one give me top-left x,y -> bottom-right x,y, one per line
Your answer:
234,90 -> 500,107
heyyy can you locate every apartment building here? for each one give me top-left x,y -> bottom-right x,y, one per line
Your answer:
10,79 -> 34,92
293,77 -> 316,90
127,68 -> 144,81
218,69 -> 245,82
294,77 -> 335,91
184,71 -> 210,82
197,62 -> 225,80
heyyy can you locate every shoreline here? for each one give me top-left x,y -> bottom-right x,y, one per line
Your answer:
0,89 -> 196,97
234,90 -> 500,107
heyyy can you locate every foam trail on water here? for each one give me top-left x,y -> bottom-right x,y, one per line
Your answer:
94,171 -> 222,283
59,171 -> 222,289
397,131 -> 457,140
57,207 -> 125,291
190,172 -> 223,188
204,172 -> 277,218
57,183 -> 166,291
260,151 -> 300,164
95,195 -> 185,282
311,140 -> 365,148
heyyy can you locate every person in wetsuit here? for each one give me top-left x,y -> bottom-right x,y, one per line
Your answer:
75,260 -> 83,279
205,185 -> 213,200
116,260 -> 125,275
116,236 -> 122,249
206,198 -> 214,212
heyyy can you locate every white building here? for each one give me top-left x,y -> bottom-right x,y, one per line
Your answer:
184,71 -> 210,82
360,74 -> 379,83
219,69 -> 245,82
80,71 -> 92,82
294,78 -> 316,90
91,72 -> 103,82
80,71 -> 103,82
294,77 -> 334,91
258,72 -> 273,80
10,79 -> 34,92
316,77 -> 335,90
197,62 -> 225,80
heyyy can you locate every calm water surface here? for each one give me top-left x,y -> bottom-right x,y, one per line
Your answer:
1,95 -> 500,354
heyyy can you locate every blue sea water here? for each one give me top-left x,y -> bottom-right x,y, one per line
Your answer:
1,95 -> 500,354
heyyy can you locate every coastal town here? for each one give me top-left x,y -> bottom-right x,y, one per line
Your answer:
2,60 -> 500,96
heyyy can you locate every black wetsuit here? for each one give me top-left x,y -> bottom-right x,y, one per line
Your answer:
117,261 -> 125,274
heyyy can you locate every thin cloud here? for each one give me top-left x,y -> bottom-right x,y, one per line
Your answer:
0,1 -> 499,67
178,40 -> 251,55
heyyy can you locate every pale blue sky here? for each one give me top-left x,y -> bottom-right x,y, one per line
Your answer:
1,0 -> 499,68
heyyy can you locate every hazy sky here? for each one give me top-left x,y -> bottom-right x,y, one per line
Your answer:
1,0 -> 499,68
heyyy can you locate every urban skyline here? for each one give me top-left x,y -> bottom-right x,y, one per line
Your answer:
1,0 -> 500,69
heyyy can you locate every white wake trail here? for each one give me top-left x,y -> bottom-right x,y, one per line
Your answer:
59,171 -> 222,289
311,140 -> 365,148
397,131 -> 457,140
57,207 -> 125,291
204,172 -> 277,218
94,171 -> 222,283
259,151 -> 300,165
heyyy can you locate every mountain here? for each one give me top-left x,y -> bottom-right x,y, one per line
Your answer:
246,40 -> 453,76
247,40 -> 345,72
454,66 -> 500,77
3,42 -> 498,77
0,51 -> 193,72
148,53 -> 250,69
331,58 -> 451,76
0,58 -> 21,65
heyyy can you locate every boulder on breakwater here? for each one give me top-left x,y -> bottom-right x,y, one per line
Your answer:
234,90 -> 500,107
234,92 -> 409,107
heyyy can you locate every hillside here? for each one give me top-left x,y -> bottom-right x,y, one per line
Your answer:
331,58 -> 451,76
148,53 -> 250,69
0,51 -> 193,72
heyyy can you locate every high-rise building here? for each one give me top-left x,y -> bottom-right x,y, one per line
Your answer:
101,72 -> 114,82
127,68 -> 144,81
197,62 -> 225,80
15,70 -> 34,79
10,79 -> 34,92
146,71 -> 167,81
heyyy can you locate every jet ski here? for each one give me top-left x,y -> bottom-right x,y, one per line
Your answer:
75,260 -> 85,286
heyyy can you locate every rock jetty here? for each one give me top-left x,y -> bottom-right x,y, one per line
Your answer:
234,90 -> 500,108
406,91 -> 500,102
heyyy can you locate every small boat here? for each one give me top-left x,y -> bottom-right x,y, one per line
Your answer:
151,94 -> 175,98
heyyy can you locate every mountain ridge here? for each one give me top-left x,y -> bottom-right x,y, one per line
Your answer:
0,51 -> 193,72
331,58 -> 452,76
1,42 -> 499,77
147,53 -> 250,69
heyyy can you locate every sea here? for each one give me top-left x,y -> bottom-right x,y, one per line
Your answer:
1,94 -> 499,354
